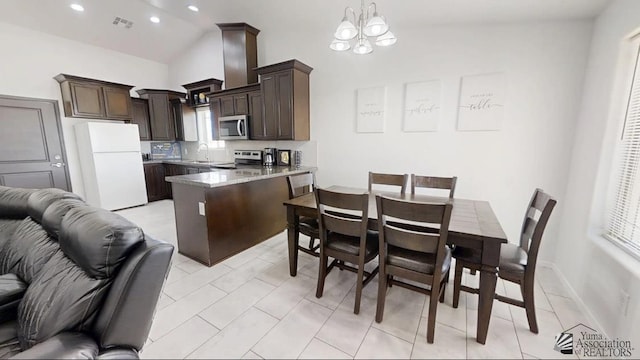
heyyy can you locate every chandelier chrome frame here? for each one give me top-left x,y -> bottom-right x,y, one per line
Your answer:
329,0 -> 397,54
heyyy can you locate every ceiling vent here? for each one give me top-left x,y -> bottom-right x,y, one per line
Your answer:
112,17 -> 133,29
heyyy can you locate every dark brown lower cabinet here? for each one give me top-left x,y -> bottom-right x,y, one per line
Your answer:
144,163 -> 170,202
171,174 -> 294,266
145,163 -> 217,202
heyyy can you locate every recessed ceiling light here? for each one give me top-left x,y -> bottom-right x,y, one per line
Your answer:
187,5 -> 199,12
150,16 -> 160,23
70,3 -> 84,12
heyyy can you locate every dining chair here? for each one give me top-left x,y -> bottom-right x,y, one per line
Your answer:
451,188 -> 556,334
286,173 -> 320,257
411,175 -> 457,198
315,188 -> 379,314
375,195 -> 453,343
368,172 -> 409,194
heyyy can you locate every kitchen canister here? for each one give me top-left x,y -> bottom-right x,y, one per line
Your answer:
293,150 -> 302,168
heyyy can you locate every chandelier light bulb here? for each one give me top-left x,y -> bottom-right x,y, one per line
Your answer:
364,14 -> 389,37
70,3 -> 84,12
334,17 -> 358,40
329,2 -> 395,55
376,30 -> 397,47
330,39 -> 351,51
353,39 -> 373,55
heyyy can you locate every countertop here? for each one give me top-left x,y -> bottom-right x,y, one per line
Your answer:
165,166 -> 316,188
143,159 -> 236,169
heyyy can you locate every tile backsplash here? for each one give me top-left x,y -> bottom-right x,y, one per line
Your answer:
180,140 -> 317,167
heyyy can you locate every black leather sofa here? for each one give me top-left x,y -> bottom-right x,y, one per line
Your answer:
0,186 -> 173,359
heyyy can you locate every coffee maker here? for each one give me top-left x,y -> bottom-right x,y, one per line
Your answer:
263,148 -> 276,167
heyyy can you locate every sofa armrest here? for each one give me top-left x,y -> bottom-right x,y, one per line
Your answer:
97,348 -> 139,359
9,332 -> 98,359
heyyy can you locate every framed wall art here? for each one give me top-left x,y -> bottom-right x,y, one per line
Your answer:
403,80 -> 441,132
457,73 -> 505,131
356,86 -> 386,133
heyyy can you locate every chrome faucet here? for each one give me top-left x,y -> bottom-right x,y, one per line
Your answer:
197,142 -> 210,163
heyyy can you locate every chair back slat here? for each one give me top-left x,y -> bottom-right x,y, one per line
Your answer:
316,188 -> 368,211
384,226 -> 440,254
520,218 -> 537,251
376,195 -> 452,273
287,173 -> 315,199
532,190 -> 553,212
369,172 -> 408,194
411,175 -> 457,198
378,195 -> 447,224
315,188 -> 369,240
519,189 -> 557,273
322,213 -> 363,237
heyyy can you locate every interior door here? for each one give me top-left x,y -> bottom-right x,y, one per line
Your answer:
0,95 -> 71,190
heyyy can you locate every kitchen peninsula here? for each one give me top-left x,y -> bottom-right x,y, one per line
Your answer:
166,166 -> 315,266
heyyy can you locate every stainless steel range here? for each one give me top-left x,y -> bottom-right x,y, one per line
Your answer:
234,150 -> 263,166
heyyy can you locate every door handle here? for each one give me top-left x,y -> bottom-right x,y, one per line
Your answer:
237,120 -> 244,137
51,162 -> 65,168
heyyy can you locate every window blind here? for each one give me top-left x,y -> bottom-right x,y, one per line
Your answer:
606,39 -> 640,255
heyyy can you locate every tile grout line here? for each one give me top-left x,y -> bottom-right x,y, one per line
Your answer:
508,302 -> 526,360
352,326 -> 373,358
312,337 -> 355,359
249,295 -> 308,358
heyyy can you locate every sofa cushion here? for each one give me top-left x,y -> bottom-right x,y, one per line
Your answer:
16,251 -> 111,350
15,206 -> 144,350
0,274 -> 27,324
0,218 -> 50,277
40,198 -> 86,239
11,333 -> 99,359
0,321 -> 20,358
0,220 -> 21,249
92,237 -> 173,351
26,188 -> 81,224
59,207 -> 144,279
0,187 -> 33,220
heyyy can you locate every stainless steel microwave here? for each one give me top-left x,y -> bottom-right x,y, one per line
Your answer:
218,115 -> 249,140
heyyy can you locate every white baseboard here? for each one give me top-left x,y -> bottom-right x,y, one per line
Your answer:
537,260 -> 607,338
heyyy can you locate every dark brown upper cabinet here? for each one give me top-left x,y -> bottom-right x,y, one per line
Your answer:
248,90 -> 264,140
217,23 -> 260,89
209,83 -> 260,139
136,89 -> 186,141
131,98 -> 151,141
54,74 -> 134,121
182,78 -> 223,107
171,99 -> 198,142
219,94 -> 249,117
255,60 -> 312,141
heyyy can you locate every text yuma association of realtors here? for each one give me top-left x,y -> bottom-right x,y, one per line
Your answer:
576,332 -> 633,357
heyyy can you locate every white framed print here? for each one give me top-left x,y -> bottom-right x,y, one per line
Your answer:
457,73 -> 505,131
356,86 -> 386,133
403,80 -> 441,132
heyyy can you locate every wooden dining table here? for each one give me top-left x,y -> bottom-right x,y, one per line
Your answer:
282,186 -> 507,344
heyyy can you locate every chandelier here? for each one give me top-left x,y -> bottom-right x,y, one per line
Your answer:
329,0 -> 397,55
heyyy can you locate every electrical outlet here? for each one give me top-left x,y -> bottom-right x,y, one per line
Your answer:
198,202 -> 205,216
620,290 -> 630,316
184,148 -> 188,155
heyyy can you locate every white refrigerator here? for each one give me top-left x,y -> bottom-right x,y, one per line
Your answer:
75,122 -> 148,210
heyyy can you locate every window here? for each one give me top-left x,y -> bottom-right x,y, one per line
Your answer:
195,107 -> 225,149
606,35 -> 640,257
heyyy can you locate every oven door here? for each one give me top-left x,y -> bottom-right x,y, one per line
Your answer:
219,116 -> 248,140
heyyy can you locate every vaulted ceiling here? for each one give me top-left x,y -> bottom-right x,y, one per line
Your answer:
0,0 -> 611,64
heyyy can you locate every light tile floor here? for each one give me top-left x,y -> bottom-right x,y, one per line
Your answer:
116,200 -> 592,359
